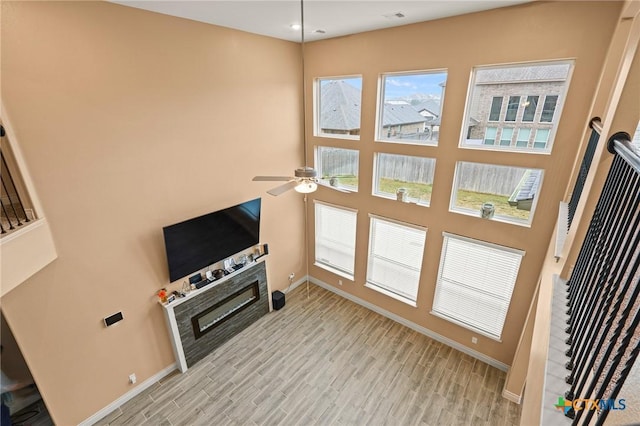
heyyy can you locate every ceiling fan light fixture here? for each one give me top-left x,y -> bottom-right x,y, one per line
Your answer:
294,180 -> 318,194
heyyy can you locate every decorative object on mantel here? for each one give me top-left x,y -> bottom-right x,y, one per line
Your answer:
481,202 -> 495,219
157,288 -> 168,303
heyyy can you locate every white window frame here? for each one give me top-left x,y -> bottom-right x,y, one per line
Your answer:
488,96 -> 503,122
431,233 -> 525,341
504,96 -> 520,122
483,127 -> 497,145
459,60 -> 573,154
499,128 -> 514,146
315,146 -> 359,192
365,215 -> 427,307
534,128 -> 550,149
516,128 -> 531,147
373,153 -> 436,206
314,75 -> 362,141
314,201 -> 358,280
450,161 -> 544,227
375,69 -> 447,147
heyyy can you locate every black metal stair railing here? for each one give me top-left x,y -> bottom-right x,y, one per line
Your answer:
568,117 -> 602,228
0,125 -> 32,234
562,130 -> 640,425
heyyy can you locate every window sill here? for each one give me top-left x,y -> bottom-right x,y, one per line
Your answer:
374,139 -> 438,147
365,282 -> 417,307
457,143 -> 552,155
449,207 -> 533,228
430,310 -> 503,342
314,262 -> 354,281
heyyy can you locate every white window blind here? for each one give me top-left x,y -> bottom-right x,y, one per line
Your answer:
366,215 -> 426,305
432,233 -> 524,340
314,201 -> 357,279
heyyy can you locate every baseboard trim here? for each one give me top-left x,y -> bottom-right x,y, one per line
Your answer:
309,276 -> 509,372
283,275 -> 309,294
502,389 -> 522,404
79,363 -> 177,426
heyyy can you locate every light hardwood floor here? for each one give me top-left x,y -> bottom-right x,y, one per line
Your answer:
96,283 -> 522,426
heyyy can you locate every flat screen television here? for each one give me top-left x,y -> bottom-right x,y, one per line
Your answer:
162,198 -> 261,282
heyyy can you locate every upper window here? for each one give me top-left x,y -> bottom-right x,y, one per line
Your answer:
366,215 -> 426,306
314,201 -> 357,280
504,96 -> 520,122
377,70 -> 447,145
450,161 -> 544,226
315,146 -> 359,192
540,95 -> 558,123
488,97 -> 503,122
460,61 -> 573,153
432,233 -> 524,340
316,77 -> 362,140
373,153 -> 436,206
522,95 -> 539,122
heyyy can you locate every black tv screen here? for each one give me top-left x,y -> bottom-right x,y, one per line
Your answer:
162,198 -> 261,282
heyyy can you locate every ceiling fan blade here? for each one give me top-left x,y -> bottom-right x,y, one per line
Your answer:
253,176 -> 294,182
267,181 -> 299,196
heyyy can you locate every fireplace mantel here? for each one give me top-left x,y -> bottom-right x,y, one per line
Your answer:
161,260 -> 269,372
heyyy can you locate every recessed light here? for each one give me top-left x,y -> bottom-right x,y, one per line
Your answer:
290,23 -> 301,30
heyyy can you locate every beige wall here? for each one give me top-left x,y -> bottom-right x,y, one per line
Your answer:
0,1 -> 305,424
304,1 -> 621,365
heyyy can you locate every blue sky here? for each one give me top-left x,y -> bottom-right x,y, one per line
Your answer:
383,72 -> 447,99
320,72 -> 447,100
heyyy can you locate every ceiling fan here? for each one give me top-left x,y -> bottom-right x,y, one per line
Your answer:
252,0 -> 351,197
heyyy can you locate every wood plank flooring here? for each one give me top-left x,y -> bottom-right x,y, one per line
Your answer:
96,283 -> 522,425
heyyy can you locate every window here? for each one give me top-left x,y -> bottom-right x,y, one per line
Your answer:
451,161 -> 544,225
533,129 -> 550,149
488,97 -> 502,121
373,153 -> 436,206
432,233 -> 524,340
461,61 -> 572,152
483,127 -> 497,145
504,96 -> 520,122
377,70 -> 447,145
522,96 -> 539,122
314,201 -> 357,279
540,95 -> 558,123
499,128 -> 514,146
516,128 -> 531,147
366,216 -> 426,306
316,76 -> 362,139
315,146 -> 359,191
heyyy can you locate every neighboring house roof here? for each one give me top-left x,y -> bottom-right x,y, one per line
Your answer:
320,80 -> 361,131
476,63 -> 571,84
382,104 -> 428,127
412,99 -> 441,116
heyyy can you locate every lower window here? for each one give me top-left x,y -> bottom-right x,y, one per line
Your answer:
373,153 -> 436,206
450,161 -> 544,225
314,201 -> 357,279
366,215 -> 426,306
432,233 -> 524,340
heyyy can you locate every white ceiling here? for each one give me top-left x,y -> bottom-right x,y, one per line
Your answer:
110,0 -> 533,42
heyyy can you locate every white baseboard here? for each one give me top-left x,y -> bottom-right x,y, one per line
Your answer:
282,275 -> 309,294
79,363 -> 177,426
502,389 -> 522,404
309,276 -> 509,372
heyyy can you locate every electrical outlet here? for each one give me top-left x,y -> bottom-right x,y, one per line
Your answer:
129,373 -> 137,384
471,337 -> 478,344
288,273 -> 295,282
338,279 -> 343,285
